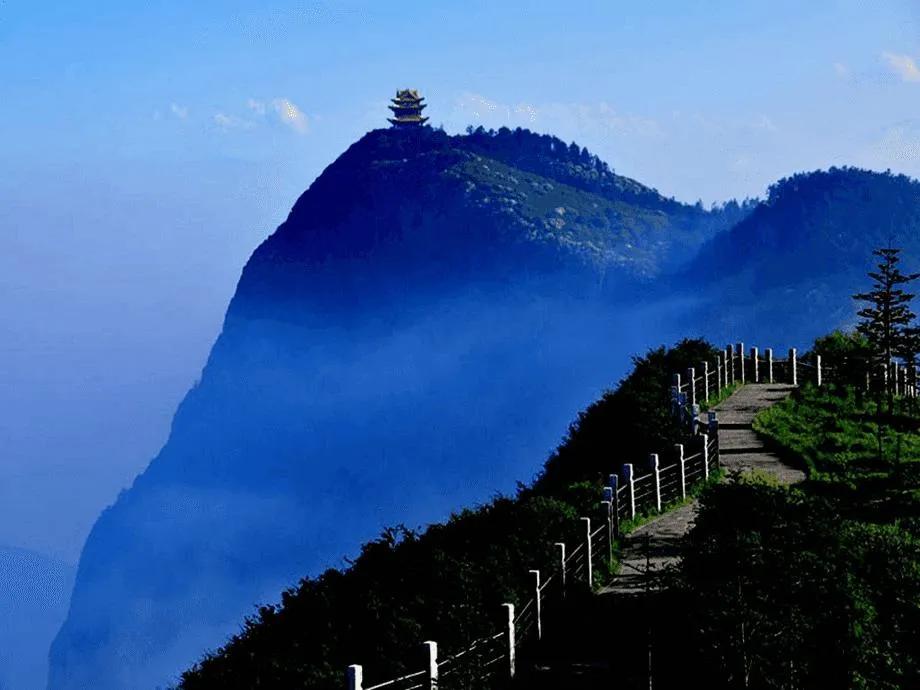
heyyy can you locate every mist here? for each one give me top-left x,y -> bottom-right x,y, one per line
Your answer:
50,273 -> 700,689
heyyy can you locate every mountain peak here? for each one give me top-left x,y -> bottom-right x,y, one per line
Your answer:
250,126 -> 743,308
49,125 -> 746,690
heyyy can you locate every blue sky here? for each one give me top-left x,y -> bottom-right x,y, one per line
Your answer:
2,0 -> 920,562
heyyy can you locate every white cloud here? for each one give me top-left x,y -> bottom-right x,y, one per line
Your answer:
444,93 -> 663,141
868,123 -> 920,167
753,115 -> 777,133
272,98 -> 308,133
208,98 -> 308,134
449,92 -> 662,140
882,51 -> 920,82
213,112 -> 254,131
833,62 -> 849,79
170,103 -> 189,119
453,92 -> 537,125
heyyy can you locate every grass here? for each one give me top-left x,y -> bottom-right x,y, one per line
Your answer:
754,384 -> 920,474
753,383 -> 920,523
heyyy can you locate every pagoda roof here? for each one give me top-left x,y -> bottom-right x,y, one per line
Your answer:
389,102 -> 427,112
388,116 -> 429,126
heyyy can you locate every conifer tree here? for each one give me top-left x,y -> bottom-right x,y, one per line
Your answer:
853,247 -> 919,410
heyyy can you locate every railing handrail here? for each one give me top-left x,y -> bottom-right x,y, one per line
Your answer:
347,346 -> 740,690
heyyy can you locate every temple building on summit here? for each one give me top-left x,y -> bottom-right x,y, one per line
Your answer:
388,89 -> 428,127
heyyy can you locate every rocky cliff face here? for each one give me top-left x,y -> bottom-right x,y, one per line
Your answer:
48,127 -> 737,690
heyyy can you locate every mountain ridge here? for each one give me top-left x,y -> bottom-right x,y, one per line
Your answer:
48,130 -> 916,690
683,166 -> 920,344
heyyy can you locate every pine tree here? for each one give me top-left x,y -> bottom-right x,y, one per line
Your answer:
853,247 -> 919,410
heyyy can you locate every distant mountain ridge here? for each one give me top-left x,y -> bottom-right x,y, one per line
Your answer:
48,130 -> 917,690
685,167 -> 920,343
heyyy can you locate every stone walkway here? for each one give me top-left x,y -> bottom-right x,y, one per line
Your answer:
599,383 -> 803,596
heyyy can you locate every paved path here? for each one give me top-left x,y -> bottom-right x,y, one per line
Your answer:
718,384 -> 804,484
599,383 -> 803,596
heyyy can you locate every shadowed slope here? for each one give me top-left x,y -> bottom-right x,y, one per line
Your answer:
49,127 -> 731,690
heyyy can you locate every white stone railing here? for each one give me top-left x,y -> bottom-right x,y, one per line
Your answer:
347,393 -> 725,689
671,341 -> 829,430
348,342 -> 917,689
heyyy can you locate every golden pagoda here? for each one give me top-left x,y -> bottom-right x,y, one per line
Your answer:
388,89 -> 428,127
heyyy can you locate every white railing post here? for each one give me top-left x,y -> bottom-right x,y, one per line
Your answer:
817,354 -> 823,387
581,517 -> 593,589
701,433 -> 710,481
649,453 -> 661,512
347,665 -> 363,690
623,463 -> 636,519
716,356 -> 723,393
423,641 -> 438,690
708,411 -> 720,468
671,373 -> 682,419
751,347 -> 759,383
502,603 -> 515,679
529,569 -> 542,641
737,342 -> 745,383
789,348 -> 798,385
725,345 -> 735,385
703,361 -> 710,402
687,367 -> 696,408
676,443 -> 686,499
766,348 -> 774,383
609,473 -> 621,536
601,499 -> 613,564
691,404 -> 701,434
554,542 -> 566,599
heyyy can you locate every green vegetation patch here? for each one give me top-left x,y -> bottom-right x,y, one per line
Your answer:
679,475 -> 920,689
755,384 -> 920,522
